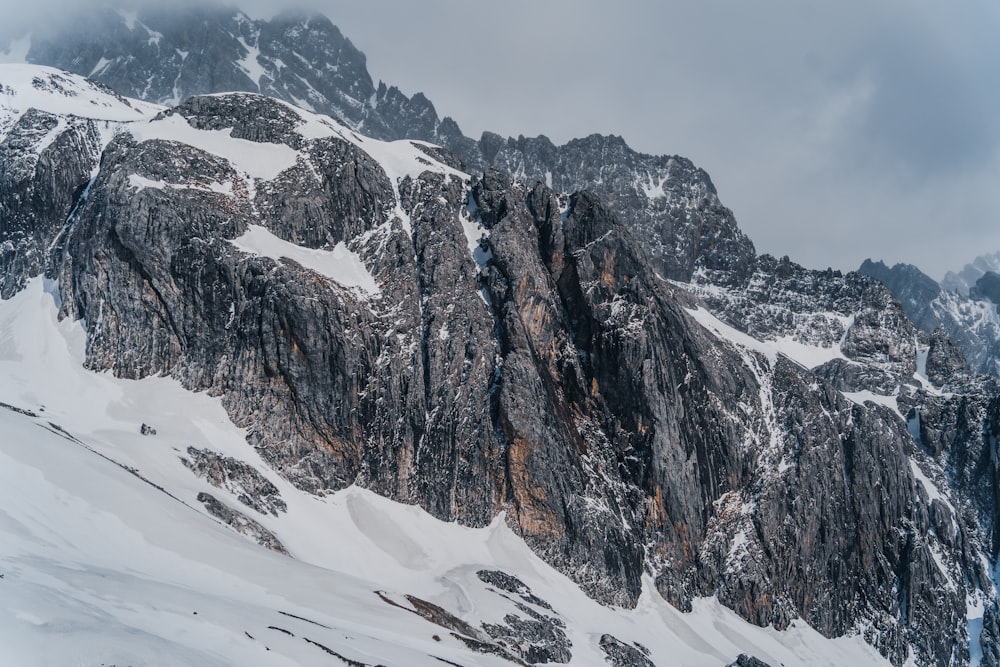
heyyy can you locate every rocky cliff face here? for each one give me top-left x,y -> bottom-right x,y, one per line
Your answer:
973,272 -> 1000,306
859,259 -> 942,326
462,133 -> 758,288
3,65 -> 999,665
18,6 -> 756,293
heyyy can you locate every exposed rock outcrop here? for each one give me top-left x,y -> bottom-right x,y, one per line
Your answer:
599,634 -> 655,667
197,492 -> 288,554
183,447 -> 287,516
2,58 -> 999,666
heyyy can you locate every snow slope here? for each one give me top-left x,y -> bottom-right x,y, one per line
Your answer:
685,305 -> 848,370
0,63 -> 160,140
229,225 -> 381,296
0,279 -> 892,665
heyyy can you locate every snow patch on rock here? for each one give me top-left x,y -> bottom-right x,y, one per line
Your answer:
229,224 -> 379,296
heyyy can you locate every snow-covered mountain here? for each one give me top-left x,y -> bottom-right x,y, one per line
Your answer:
9,6 -> 755,290
4,61 -> 1000,667
859,260 -> 1000,377
11,6 -> 458,144
943,253 -> 1000,297
5,7 -> 1000,665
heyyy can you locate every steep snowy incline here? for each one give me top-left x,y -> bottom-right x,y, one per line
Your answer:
0,278 -> 891,666
0,63 -> 160,139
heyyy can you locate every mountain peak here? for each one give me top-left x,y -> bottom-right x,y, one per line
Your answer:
942,250 -> 1000,295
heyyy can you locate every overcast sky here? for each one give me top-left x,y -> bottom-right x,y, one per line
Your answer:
8,1 -> 1000,278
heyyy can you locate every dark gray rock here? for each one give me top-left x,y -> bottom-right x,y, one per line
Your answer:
726,656 -> 772,667
24,7 -> 452,146
482,610 -> 571,664
466,133 -> 757,287
926,327 -> 972,387
0,103 -> 105,298
973,272 -> 1000,305
476,570 -> 553,610
196,492 -> 287,554
599,635 -> 654,667
23,5 -> 1000,390
859,259 -> 941,324
24,100 -> 988,663
183,447 -> 287,516
4,38 -> 1000,662
983,601 -> 1000,667
859,258 -> 1000,378
23,7 -> 756,295
694,253 -> 917,394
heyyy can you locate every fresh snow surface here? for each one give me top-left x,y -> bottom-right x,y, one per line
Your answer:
236,36 -> 267,90
843,390 -> 902,418
461,196 -> 492,270
686,306 -> 775,363
909,459 -> 948,505
915,342 -> 929,380
128,113 -> 299,181
277,95 -> 467,184
0,277 -> 891,665
969,584 -> 987,666
640,173 -> 668,200
0,64 -> 160,129
129,173 -> 234,196
772,334 -> 848,369
89,56 -> 113,78
230,224 -> 379,295
686,306 -> 847,370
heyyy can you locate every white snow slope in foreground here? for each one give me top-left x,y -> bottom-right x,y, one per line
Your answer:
0,280 -> 892,666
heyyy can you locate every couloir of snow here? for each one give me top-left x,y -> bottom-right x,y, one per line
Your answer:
0,279 -> 893,665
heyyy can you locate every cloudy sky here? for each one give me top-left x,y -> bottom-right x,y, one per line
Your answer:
7,1 -> 1000,278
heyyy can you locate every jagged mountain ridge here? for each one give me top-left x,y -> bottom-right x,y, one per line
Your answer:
16,5 -> 755,291
18,4 -> 1000,396
20,6 -> 445,144
943,252 -> 1000,296
3,63 -> 1000,666
859,259 -> 1000,378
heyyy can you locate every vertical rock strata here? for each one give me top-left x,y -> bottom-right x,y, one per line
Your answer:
1,88 -> 997,665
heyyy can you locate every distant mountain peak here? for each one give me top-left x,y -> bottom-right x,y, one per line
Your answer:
941,250 -> 1000,295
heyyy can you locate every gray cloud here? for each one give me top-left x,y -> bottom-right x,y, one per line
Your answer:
5,0 -> 1000,278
